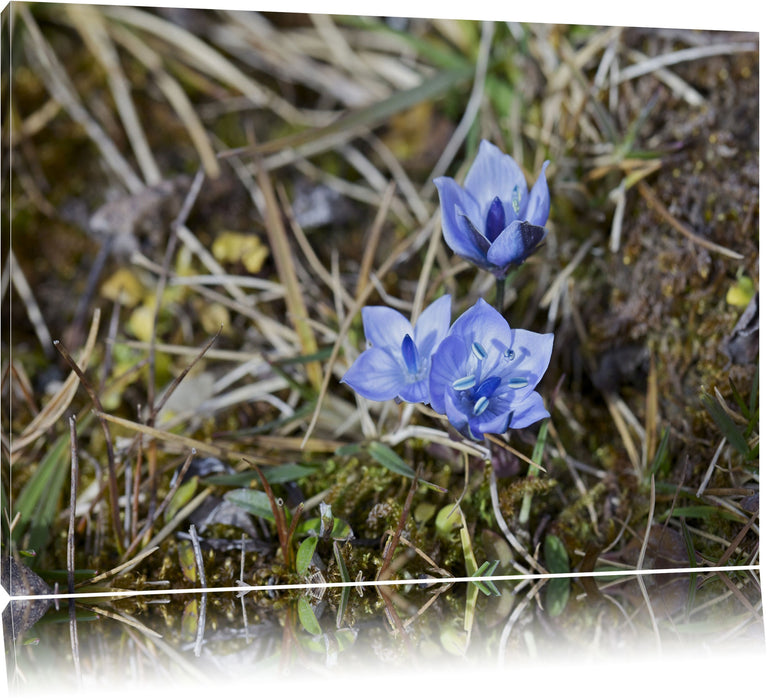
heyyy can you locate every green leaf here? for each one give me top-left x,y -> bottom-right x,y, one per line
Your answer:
544,534 -> 570,574
545,578 -> 570,616
224,488 -> 275,522
472,560 -> 501,596
665,505 -> 747,523
367,441 -> 415,478
519,419 -> 550,524
367,441 -> 446,492
295,536 -> 319,576
177,541 -> 198,583
204,463 -> 317,487
298,516 -> 353,540
647,427 -> 671,478
165,475 -> 199,523
297,597 -> 322,636
701,392 -> 751,457
334,443 -> 362,457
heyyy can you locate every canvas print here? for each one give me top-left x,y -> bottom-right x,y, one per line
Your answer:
0,1 -> 762,693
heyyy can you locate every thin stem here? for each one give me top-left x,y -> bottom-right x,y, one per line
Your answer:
495,277 -> 506,314
54,339 -> 125,549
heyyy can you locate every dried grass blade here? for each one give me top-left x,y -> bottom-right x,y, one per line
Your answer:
15,309 -> 101,451
356,182 -> 395,298
8,248 -> 53,357
301,211 -> 434,448
68,5 -> 161,185
254,161 -> 322,389
19,5 -> 143,193
617,41 -> 758,84
217,64 -> 473,161
107,23 -> 220,178
94,411 -> 343,458
78,547 -> 160,588
604,391 -> 642,475
645,354 -> 659,467
102,6 -> 322,126
276,186 -> 356,312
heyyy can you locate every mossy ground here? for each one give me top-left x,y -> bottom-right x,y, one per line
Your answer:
2,7 -> 760,677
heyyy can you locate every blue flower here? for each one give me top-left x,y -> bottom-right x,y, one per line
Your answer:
342,295 -> 451,404
429,298 -> 553,440
433,140 -> 550,278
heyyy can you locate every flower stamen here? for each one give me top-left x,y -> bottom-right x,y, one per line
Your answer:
452,375 -> 477,391
472,341 -> 488,361
473,396 -> 489,416
508,377 -> 528,389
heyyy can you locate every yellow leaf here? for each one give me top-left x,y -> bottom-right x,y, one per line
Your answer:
127,305 -> 155,342
200,302 -> 231,335
100,268 -> 145,306
726,275 -> 755,308
212,231 -> 268,273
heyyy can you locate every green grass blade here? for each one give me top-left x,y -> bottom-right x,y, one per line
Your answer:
12,430 -> 71,551
367,442 -> 446,492
701,392 -> 751,457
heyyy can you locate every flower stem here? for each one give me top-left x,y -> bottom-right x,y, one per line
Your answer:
495,277 -> 506,314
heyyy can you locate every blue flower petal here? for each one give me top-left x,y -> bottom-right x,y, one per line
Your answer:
469,407 -> 512,440
425,299 -> 553,440
341,347 -> 405,402
486,220 -> 548,269
433,177 -> 490,266
508,391 -> 550,429
362,305 -> 412,350
429,335 -> 468,414
442,386 -> 473,437
464,140 -> 528,217
414,294 -> 452,359
523,160 -> 551,227
508,329 -> 554,389
448,298 -> 512,360
397,378 -> 432,404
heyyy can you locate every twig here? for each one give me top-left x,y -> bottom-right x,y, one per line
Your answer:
378,473 -> 419,580
188,524 -> 207,589
67,416 -> 79,595
54,338 -> 124,548
715,508 -> 760,569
